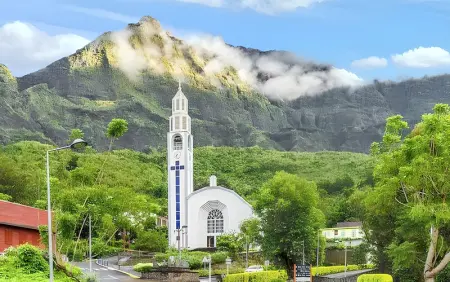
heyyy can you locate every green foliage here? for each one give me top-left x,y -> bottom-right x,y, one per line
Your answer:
0,193 -> 11,201
69,129 -> 84,141
357,274 -> 393,282
106,118 -> 128,139
223,271 -> 287,282
0,245 -> 79,282
352,242 -> 371,266
312,265 -> 374,276
196,267 -> 246,276
134,229 -> 168,252
255,172 -> 325,276
366,104 -> 450,280
133,263 -> 153,273
217,233 -> 244,259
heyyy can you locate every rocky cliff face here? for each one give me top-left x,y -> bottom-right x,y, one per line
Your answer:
1,17 -> 450,153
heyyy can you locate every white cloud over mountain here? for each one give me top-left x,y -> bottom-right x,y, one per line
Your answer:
175,0 -> 326,14
0,21 -> 90,76
351,56 -> 388,69
391,47 -> 450,68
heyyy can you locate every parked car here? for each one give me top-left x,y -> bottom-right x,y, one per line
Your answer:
245,265 -> 264,272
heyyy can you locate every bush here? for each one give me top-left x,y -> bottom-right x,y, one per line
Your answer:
211,251 -> 228,264
197,267 -> 245,276
15,244 -> 48,273
223,270 -> 287,282
133,263 -> 154,273
357,274 -> 393,282
312,265 -> 374,276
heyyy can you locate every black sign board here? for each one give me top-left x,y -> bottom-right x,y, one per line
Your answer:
295,264 -> 311,277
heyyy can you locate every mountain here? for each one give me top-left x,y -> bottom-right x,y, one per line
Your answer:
1,16 -> 450,153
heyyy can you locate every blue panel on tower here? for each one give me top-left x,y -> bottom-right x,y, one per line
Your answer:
170,166 -> 175,170
176,195 -> 180,202
176,171 -> 179,177
176,203 -> 180,210
180,165 -> 184,169
176,221 -> 180,229
176,161 -> 179,165
176,177 -> 180,185
176,212 -> 180,220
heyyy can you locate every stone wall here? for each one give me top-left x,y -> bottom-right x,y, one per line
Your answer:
140,269 -> 199,282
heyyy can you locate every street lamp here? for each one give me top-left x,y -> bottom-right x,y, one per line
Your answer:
47,138 -> 87,282
225,257 -> 232,275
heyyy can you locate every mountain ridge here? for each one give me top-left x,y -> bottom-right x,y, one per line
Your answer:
1,16 -> 450,152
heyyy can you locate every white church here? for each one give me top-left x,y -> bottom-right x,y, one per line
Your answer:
167,83 -> 254,250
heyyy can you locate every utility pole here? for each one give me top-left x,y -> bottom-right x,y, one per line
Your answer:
89,214 -> 92,273
316,230 -> 320,267
344,242 -> 347,279
302,240 -> 305,265
245,235 -> 249,269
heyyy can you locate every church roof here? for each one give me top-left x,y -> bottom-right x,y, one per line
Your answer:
187,186 -> 253,210
172,81 -> 187,100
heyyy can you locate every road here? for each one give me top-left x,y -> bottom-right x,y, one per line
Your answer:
73,261 -> 137,282
323,269 -> 373,278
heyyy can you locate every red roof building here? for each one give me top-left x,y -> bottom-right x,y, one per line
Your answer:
0,200 -> 55,253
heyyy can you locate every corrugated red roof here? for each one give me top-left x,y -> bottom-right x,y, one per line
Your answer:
0,200 -> 51,230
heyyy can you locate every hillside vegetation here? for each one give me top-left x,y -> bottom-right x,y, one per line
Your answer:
0,141 -> 372,258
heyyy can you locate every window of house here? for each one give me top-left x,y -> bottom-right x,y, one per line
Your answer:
176,99 -> 180,111
340,230 -> 345,237
352,230 -> 356,237
207,209 -> 224,234
173,135 -> 183,150
182,99 -> 185,111
334,229 -> 338,236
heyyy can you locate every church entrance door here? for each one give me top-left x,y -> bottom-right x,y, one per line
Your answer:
207,236 -> 215,248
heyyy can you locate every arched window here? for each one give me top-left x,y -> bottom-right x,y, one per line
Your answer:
207,209 -> 224,234
173,135 -> 182,150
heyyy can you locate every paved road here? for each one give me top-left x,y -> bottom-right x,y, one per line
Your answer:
74,261 -> 137,282
323,269 -> 373,278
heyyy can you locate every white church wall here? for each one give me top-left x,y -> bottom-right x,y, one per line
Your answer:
187,186 -> 253,249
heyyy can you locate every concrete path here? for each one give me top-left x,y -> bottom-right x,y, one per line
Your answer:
323,269 -> 373,278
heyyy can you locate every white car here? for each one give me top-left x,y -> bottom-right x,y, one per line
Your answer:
245,265 -> 264,272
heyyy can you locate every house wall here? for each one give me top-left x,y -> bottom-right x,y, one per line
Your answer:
0,225 -> 42,252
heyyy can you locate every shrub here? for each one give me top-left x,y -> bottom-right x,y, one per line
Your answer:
312,265 -> 374,276
133,263 -> 153,273
357,274 -> 393,282
15,244 -> 48,273
211,251 -> 228,264
223,270 -> 287,282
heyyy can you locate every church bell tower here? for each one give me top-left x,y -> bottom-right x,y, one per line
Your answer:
167,81 -> 194,248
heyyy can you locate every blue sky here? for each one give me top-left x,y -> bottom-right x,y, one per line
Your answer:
1,0 -> 450,81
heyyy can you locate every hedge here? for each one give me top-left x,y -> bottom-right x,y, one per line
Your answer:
357,274 -> 393,282
133,263 -> 153,273
312,265 -> 374,276
223,271 -> 288,282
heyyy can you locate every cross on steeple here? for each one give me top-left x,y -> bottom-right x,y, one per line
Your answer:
178,79 -> 182,91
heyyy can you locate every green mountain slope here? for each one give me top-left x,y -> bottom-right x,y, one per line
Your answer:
1,16 -> 450,152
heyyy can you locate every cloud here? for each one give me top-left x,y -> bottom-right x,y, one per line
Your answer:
110,20 -> 363,100
176,0 -> 224,7
64,6 -> 139,23
391,47 -> 450,68
351,56 -> 388,69
0,21 -> 90,76
172,0 -> 326,14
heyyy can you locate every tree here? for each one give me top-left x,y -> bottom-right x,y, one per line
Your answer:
255,171 -> 325,277
69,129 -> 84,142
106,119 -> 128,151
369,105 -> 450,282
217,232 -> 244,259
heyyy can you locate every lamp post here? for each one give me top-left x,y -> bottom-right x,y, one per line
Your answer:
46,138 -> 87,282
225,257 -> 232,275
